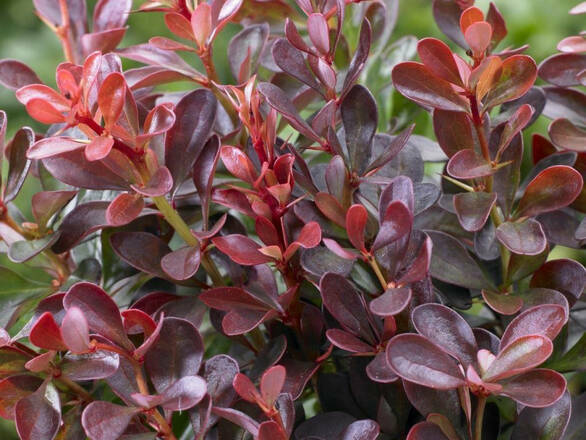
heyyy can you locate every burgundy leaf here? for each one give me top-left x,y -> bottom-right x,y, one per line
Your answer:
386,334 -> 465,389
372,200 -> 413,251
81,402 -> 139,440
61,350 -> 119,381
530,259 -> 585,306
193,135 -> 220,229
131,166 -> 173,197
0,60 -> 42,90
447,149 -> 495,179
499,304 -> 567,350
453,191 -> 496,232
496,219 -> 547,255
412,303 -> 478,367
369,287 -> 412,317
326,329 -> 373,353
484,55 -> 537,109
260,365 -> 286,408
366,351 -> 398,383
549,118 -> 586,152
212,235 -> 273,265
159,375 -> 207,410
515,165 -> 583,218
105,193 -> 144,227
61,306 -> 90,354
15,385 -> 61,440
220,145 -> 258,184
482,290 -> 523,315
161,246 -> 201,281
341,419 -> 380,440
29,312 -> 67,352
110,231 -> 171,279
4,127 -> 33,203
499,369 -> 566,408
407,421 -> 450,440
64,282 -> 133,351
511,389 -> 571,437
417,38 -> 463,86
392,62 -> 470,112
0,375 -> 43,420
346,204 -> 368,253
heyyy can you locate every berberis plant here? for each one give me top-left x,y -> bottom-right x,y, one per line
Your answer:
0,0 -> 584,439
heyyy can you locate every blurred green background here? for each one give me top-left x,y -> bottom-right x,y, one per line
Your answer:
0,0 -> 582,437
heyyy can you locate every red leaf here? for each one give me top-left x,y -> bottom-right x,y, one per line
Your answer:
549,118 -> 586,152
164,12 -> 195,40
346,204 -> 368,252
397,235 -> 432,285
260,365 -> 286,408
481,290 -> 523,315
199,287 -> 271,312
105,193 -> 144,226
392,62 -> 470,112
233,373 -> 261,403
515,165 -> 583,218
433,110 -> 474,158
372,200 -> 413,251
191,3 -> 212,48
293,221 -> 322,248
16,84 -> 69,111
121,309 -> 157,336
447,149 -> 495,179
369,287 -> 412,317
386,334 -> 465,389
85,135 -> 114,162
212,234 -> 273,265
61,306 -> 90,354
483,55 -> 537,109
417,38 -> 463,86
326,329 -> 373,353
315,192 -> 346,227
459,7 -> 484,34
499,369 -> 566,408
24,99 -> 65,124
220,145 -> 258,184
495,218 -> 547,255
0,375 -> 43,419
131,166 -> 173,197
259,420 -> 287,440
482,335 -> 553,382
29,312 -> 67,351
407,421 -> 450,440
499,304 -> 567,350
98,72 -> 126,129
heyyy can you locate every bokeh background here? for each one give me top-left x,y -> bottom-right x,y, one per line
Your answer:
0,0 -> 583,437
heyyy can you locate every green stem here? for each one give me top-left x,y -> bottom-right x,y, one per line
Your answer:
56,376 -> 92,402
474,396 -> 487,440
152,196 -> 224,286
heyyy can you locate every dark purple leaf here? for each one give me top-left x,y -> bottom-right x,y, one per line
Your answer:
341,419 -> 380,440
539,53 -> 586,87
530,259 -> 585,306
500,304 -> 567,350
131,166 -> 173,197
158,375 -> 207,410
496,218 -> 547,255
326,329 -> 373,353
365,351 -> 398,383
447,149 -> 495,179
110,231 -> 171,279
81,402 -> 139,440
549,118 -> 586,152
212,234 -> 273,265
271,38 -> 322,93
369,287 -> 412,317
61,350 -> 119,381
511,389 -> 571,438
342,19 -> 371,94
15,384 -> 61,440
499,369 -> 567,408
4,127 -> 33,203
407,421 -> 450,440
161,246 -> 201,280
192,135 -> 220,229
453,191 -> 496,232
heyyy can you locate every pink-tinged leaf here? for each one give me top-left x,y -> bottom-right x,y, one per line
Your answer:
530,259 -> 585,306
482,290 -> 523,315
447,149 -> 495,179
144,317 -> 204,392
326,329 -> 373,353
25,351 -> 56,373
165,89 -> 217,197
85,136 -> 114,162
199,287 -> 273,313
82,28 -> 127,54
499,304 -> 567,350
482,335 -> 553,382
460,7 -> 484,34
0,375 -> 43,419
159,375 -> 207,410
15,385 -> 61,440
64,282 -> 133,352
369,287 -> 412,317
61,306 -> 90,354
16,84 -> 69,111
549,118 -> 586,152
307,13 -> 330,55
464,21 -> 492,57
486,3 -> 507,49
24,99 -> 65,124
81,402 -> 139,440
233,373 -> 261,403
471,55 -> 503,102
128,311 -> 160,356
93,0 -> 132,32
259,420 -> 287,440
453,191 -> 496,232
398,235 -> 433,285
346,205 -> 368,253
164,12 -> 195,40
322,238 -> 359,260
386,334 -> 465,389
293,222 -> 322,249
261,365 -> 286,408
498,104 -> 535,154
222,309 -> 274,335
29,312 -> 67,351
191,3 -> 212,48
105,193 -> 144,227
558,36 -> 586,53
433,110 -> 474,158
496,219 -> 547,256
341,420 -> 380,440
372,200 -> 412,251
366,351 -> 398,383
212,234 -> 273,265
500,369 -> 566,408
539,53 -> 586,87
417,38 -> 463,86
212,407 -> 260,437
255,216 -> 280,247
407,421 -> 450,440
161,246 -> 201,280
511,389 -> 571,438
220,145 -> 258,184
122,309 -> 157,336
516,165 -> 583,218
131,166 -> 173,197
0,60 -> 42,90
110,231 -> 171,279
483,55 -> 537,109
315,192 -> 346,227
412,303 -> 478,367
27,137 -> 85,160
392,62 -> 470,112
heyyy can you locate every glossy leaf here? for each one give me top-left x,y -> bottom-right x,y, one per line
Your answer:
372,200 -> 412,251
346,205 -> 368,253
161,246 -> 201,281
81,402 -> 139,440
4,127 -> 33,203
500,369 -> 567,408
453,192 -> 496,232
213,235 -> 273,265
386,334 -> 465,389
549,118 -> 586,152
110,231 -> 171,279
29,312 -> 67,351
417,38 -> 462,86
530,259 -> 585,306
496,218 -> 547,256
61,306 -> 90,354
15,385 -> 61,440
483,55 -> 538,109
105,193 -> 144,227
407,421 -> 450,440
447,149 -> 495,179
342,85 -> 377,174
500,304 -> 566,350
511,389 -> 571,438
369,287 -> 412,317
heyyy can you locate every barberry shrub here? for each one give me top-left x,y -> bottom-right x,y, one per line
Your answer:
0,0 -> 584,439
